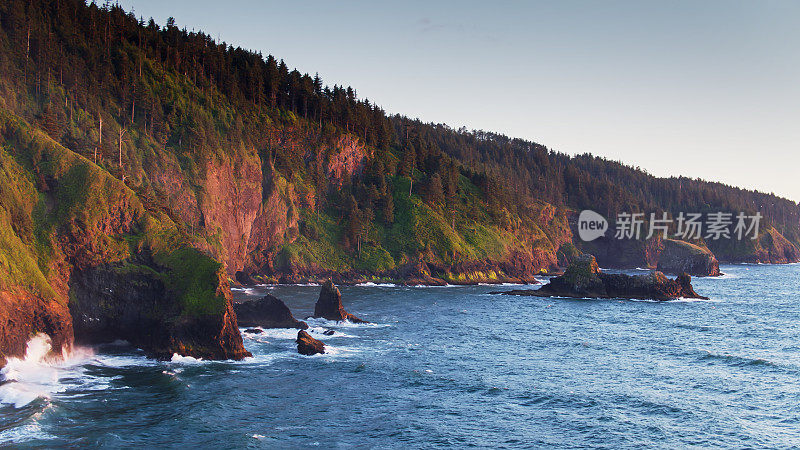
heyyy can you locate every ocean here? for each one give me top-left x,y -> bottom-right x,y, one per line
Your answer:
1,263 -> 799,448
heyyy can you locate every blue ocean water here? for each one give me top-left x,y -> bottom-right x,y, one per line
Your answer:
1,264 -> 799,448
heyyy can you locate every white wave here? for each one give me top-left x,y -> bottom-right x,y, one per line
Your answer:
0,335 -> 99,408
668,297 -> 722,303
404,284 -> 459,288
701,272 -> 738,280
0,410 -> 56,444
304,317 -> 389,328
231,287 -> 257,295
90,353 -> 153,368
243,327 -> 299,341
356,282 -> 397,287
627,297 -> 722,303
169,354 -> 204,364
302,344 -> 360,358
242,326 -> 356,341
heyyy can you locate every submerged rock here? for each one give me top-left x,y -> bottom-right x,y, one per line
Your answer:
313,280 -> 369,323
234,294 -> 308,329
297,330 -> 325,355
499,255 -> 707,301
244,328 -> 262,334
323,329 -> 335,336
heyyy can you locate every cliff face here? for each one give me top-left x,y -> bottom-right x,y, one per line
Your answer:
657,239 -> 720,276
199,155 -> 264,275
68,252 -> 249,360
708,227 -> 800,264
242,168 -> 301,278
0,108 -> 249,363
576,222 -> 796,275
0,289 -> 72,366
326,135 -> 372,185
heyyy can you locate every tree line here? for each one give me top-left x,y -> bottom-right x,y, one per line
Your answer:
0,0 -> 797,250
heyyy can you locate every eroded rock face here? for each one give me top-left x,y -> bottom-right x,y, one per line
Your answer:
233,294 -> 308,329
313,280 -> 368,323
709,226 -> 800,264
500,255 -> 707,301
297,330 -> 325,355
68,259 -> 251,360
0,290 -> 73,365
657,239 -> 720,277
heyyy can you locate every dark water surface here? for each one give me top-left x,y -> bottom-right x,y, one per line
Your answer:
1,264 -> 799,448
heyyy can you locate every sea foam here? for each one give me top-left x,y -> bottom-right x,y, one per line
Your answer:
0,335 -> 89,408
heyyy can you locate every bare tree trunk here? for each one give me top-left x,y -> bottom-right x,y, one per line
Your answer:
25,24 -> 30,83
118,128 -> 126,183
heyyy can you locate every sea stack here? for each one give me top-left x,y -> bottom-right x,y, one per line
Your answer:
656,239 -> 721,277
296,330 -> 325,355
233,294 -> 308,329
499,255 -> 708,301
313,280 -> 369,323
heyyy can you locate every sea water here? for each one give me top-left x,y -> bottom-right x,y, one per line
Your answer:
1,263 -> 799,447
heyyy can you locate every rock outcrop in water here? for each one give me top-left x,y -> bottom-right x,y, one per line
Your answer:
233,294 -> 308,329
499,255 -> 707,301
296,330 -> 325,355
68,255 -> 251,360
313,280 -> 369,323
657,239 -> 720,277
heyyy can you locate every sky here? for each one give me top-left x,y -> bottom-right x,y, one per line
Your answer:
117,0 -> 800,202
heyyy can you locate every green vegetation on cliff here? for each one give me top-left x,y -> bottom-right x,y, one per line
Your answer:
0,106 -> 228,319
0,0 -> 797,288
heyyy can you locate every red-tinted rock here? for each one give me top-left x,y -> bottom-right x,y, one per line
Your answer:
297,330 -> 325,355
313,280 -> 368,323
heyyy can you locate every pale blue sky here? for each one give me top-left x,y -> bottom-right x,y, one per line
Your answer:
118,0 -> 800,202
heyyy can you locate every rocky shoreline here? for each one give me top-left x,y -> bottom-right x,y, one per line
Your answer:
233,280 -> 371,355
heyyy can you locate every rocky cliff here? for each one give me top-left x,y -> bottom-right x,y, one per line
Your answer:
657,239 -> 720,277
0,108 -> 249,362
576,225 -> 794,276
1,0 -> 798,364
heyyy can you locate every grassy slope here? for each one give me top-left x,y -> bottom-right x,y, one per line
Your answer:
0,106 -> 227,315
276,174 -> 569,278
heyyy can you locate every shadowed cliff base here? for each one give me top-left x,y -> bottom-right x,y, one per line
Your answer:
233,294 -> 308,330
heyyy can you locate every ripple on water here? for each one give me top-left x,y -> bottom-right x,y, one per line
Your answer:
2,265 -> 800,447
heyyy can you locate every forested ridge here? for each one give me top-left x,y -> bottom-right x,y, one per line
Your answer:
0,0 -> 797,282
